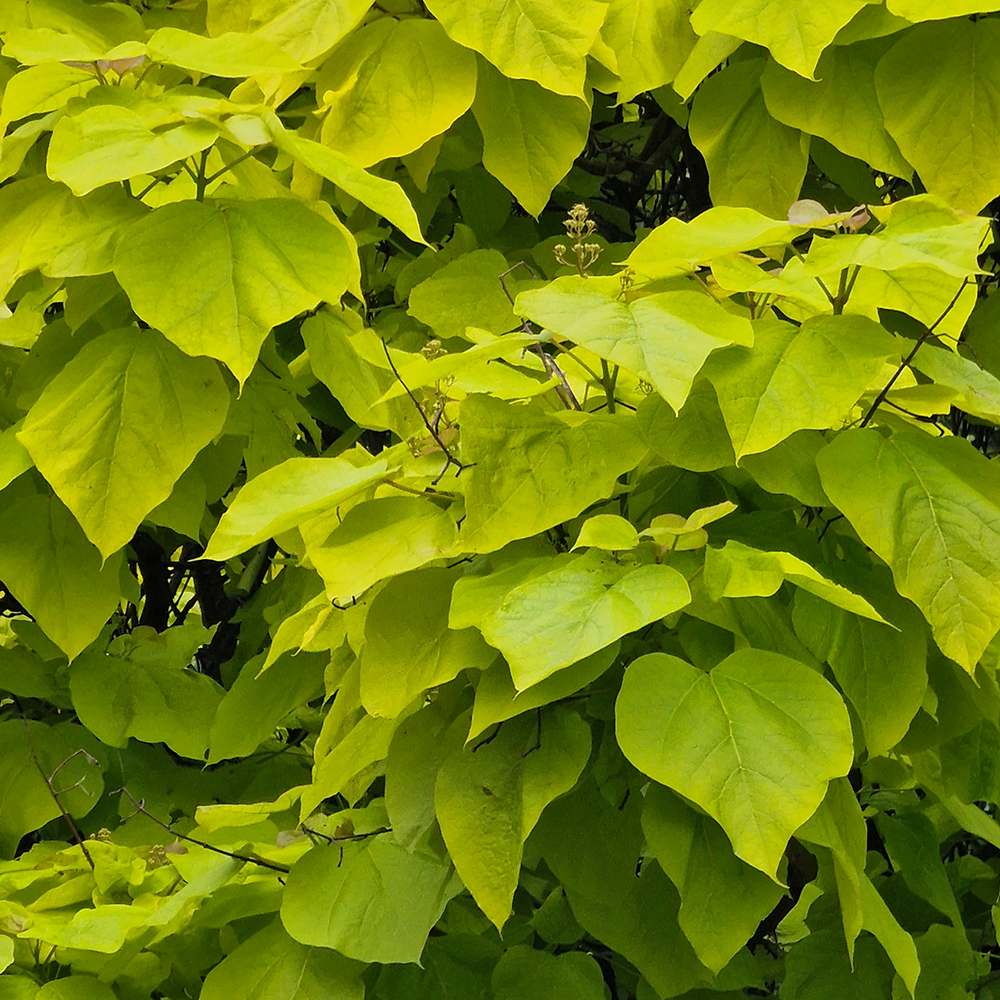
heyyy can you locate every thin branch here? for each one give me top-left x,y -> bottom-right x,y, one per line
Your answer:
205,149 -> 258,185
859,278 -> 973,428
117,789 -> 290,874
300,824 -> 392,844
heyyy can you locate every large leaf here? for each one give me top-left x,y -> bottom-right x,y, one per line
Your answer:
690,58 -> 809,218
435,708 -> 590,929
471,60 -> 590,217
491,946 -> 607,1000
316,18 -> 476,167
451,550 -> 691,689
18,328 -> 229,559
875,19 -> 1000,213
113,198 -> 357,384
424,0 -> 608,98
817,429 -> 1000,672
280,839 -> 461,964
147,27 -> 301,77
642,785 -> 783,973
0,491 -> 123,660
203,453 -> 391,561
200,919 -> 363,1000
517,276 -> 754,411
690,0 -> 868,77
616,649 -> 853,876
456,395 -> 646,554
703,315 -> 898,458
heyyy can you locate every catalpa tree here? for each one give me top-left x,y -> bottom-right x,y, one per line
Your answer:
0,1 -> 999,998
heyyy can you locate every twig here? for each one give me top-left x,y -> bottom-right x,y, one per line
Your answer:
859,278 -> 973,428
117,789 -> 290,874
300,824 -> 392,844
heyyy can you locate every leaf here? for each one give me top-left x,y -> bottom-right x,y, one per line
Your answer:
452,550 -> 691,689
147,27 -> 300,77
360,568 -> 495,718
642,785 -> 784,973
886,0 -> 997,21
424,0 -> 608,98
517,276 -> 754,412
266,121 -> 425,244
0,176 -> 143,297
600,0 -> 697,101
690,0 -> 869,78
203,453 -> 391,561
793,588 -> 927,757
0,491 -> 123,660
690,59 -> 809,218
572,514 -> 640,551
47,97 -> 219,196
782,931 -> 895,1000
761,38 -> 910,176
704,315 -> 898,458
469,644 -> 619,741
816,429 -> 1000,672
471,60 -> 590,217
408,250 -> 517,341
740,431 -> 830,506
636,382 -> 736,472
206,0 -> 374,62
317,18 -> 477,167
910,342 -> 1000,424
456,395 -> 647,554
201,919 -> 363,1000
18,328 -> 229,559
435,708 -> 590,929
280,838 -> 461,964
491,946 -> 607,1000
616,649 -> 853,876
113,198 -> 357,384
70,626 -> 223,759
0,720 -> 104,857
704,540 -> 889,623
876,19 -> 1000,214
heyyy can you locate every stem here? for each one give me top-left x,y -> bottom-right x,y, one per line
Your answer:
194,148 -> 210,202
600,360 -> 618,414
204,149 -> 257,185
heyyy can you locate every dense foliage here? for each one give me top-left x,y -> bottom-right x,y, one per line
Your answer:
1,0 -> 1000,997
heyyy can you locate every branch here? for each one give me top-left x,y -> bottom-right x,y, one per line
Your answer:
117,788 -> 290,874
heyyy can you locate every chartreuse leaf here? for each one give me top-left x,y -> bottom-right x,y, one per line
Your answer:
147,28 -> 300,77
265,119 -> 425,244
642,785 -> 783,973
911,344 -> 1000,424
435,707 -> 590,929
469,644 -> 619,741
114,198 -> 357,384
876,19 -> 1000,214
705,540 -> 889,623
690,58 -> 809,217
317,18 -> 476,167
424,0 -> 608,98
18,328 -> 228,559
201,919 -> 363,1000
817,429 -> 1000,672
203,453 -> 391,561
1,0 -> 144,64
456,395 -> 646,554
616,650 -> 853,876
886,0 -> 997,22
572,514 -> 640,551
492,945 -> 606,1000
704,316 -> 898,458
408,250 -> 518,340
690,0 -> 868,78
281,837 -> 462,964
0,720 -> 104,857
534,781 -> 712,996
262,592 -> 346,672
517,276 -> 753,411
782,932 -> 895,1000
206,0 -> 373,62
0,425 -> 32,493
0,491 -> 123,660
360,568 -> 495,718
793,583 -> 927,757
70,624 -> 222,759
0,176 -> 143,297
451,550 -> 691,690
761,38 -> 910,176
306,496 -> 458,601
740,431 -> 830,506
636,382 -> 735,472
471,59 -> 590,217
625,205 -> 806,281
